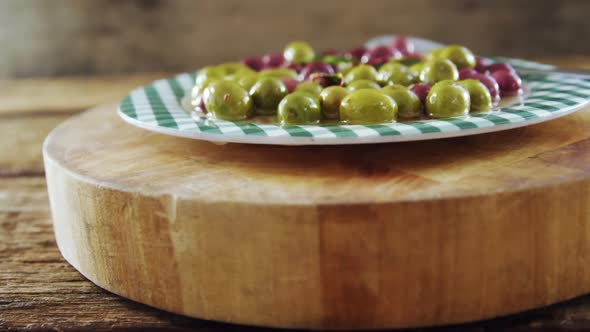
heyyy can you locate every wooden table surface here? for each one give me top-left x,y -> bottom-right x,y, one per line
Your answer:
2,57 -> 590,331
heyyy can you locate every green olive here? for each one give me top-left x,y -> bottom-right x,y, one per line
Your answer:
441,45 -> 476,69
218,62 -> 254,76
378,62 -> 418,86
337,62 -> 355,76
425,49 -> 444,61
457,79 -> 492,112
191,77 -> 218,100
409,62 -> 424,75
426,81 -> 470,118
283,41 -> 315,64
380,85 -> 422,118
259,68 -> 298,80
419,58 -> 459,85
278,92 -> 321,125
343,64 -> 379,84
203,80 -> 253,121
340,89 -> 398,124
237,74 -> 259,91
195,66 -> 224,87
295,81 -> 323,97
346,79 -> 380,92
319,86 -> 349,120
249,77 -> 288,115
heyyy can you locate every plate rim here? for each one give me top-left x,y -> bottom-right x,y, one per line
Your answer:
118,99 -> 589,146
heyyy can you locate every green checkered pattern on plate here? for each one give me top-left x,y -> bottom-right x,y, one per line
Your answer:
119,58 -> 590,140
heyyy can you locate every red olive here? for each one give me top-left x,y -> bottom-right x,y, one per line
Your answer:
391,36 -> 415,55
240,57 -> 264,71
410,83 -> 432,104
262,53 -> 286,68
491,70 -> 522,96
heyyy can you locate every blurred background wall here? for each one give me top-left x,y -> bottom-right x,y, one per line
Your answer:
1,0 -> 588,78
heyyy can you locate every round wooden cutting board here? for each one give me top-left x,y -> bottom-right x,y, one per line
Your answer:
44,104 -> 590,330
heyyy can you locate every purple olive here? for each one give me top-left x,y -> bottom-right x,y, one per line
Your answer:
361,46 -> 400,65
309,73 -> 343,87
491,70 -> 522,96
486,62 -> 516,74
345,46 -> 367,60
471,73 -> 501,103
281,78 -> 299,93
475,57 -> 492,73
262,53 -> 286,68
410,83 -> 432,104
284,63 -> 304,73
300,62 -> 335,80
391,36 -> 415,55
459,68 -> 477,80
241,57 -> 264,71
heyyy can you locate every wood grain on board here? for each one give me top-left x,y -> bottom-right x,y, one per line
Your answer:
42,103 -> 590,329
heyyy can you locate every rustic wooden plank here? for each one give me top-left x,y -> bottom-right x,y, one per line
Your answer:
0,73 -> 171,115
0,114 -> 71,177
2,57 -> 590,330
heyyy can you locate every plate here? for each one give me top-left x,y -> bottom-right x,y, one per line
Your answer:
118,61 -> 590,146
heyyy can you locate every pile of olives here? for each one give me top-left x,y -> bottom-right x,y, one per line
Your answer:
191,37 -> 523,125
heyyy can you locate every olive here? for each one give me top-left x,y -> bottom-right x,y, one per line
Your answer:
295,81 -> 323,97
203,80 -> 253,121
195,66 -> 225,87
426,80 -> 470,118
391,36 -> 415,55
459,68 -> 477,80
285,63 -> 304,73
340,89 -> 398,124
262,53 -> 286,68
343,64 -> 379,84
475,56 -> 492,73
224,67 -> 257,82
471,73 -> 501,104
441,45 -> 476,69
249,77 -> 288,115
457,79 -> 493,112
346,79 -> 380,92
300,62 -> 335,80
362,46 -> 401,65
319,86 -> 349,120
241,57 -> 264,71
310,73 -> 343,88
409,62 -> 423,74
191,77 -> 218,100
378,62 -> 417,86
419,58 -> 459,85
281,78 -> 299,93
219,62 -> 252,76
345,46 -> 367,61
425,48 -> 444,61
381,85 -> 422,118
487,62 -> 516,74
337,62 -> 355,76
237,74 -> 259,91
491,70 -> 522,96
259,68 -> 298,80
278,92 -> 321,125
283,41 -> 315,64
410,83 -> 432,104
